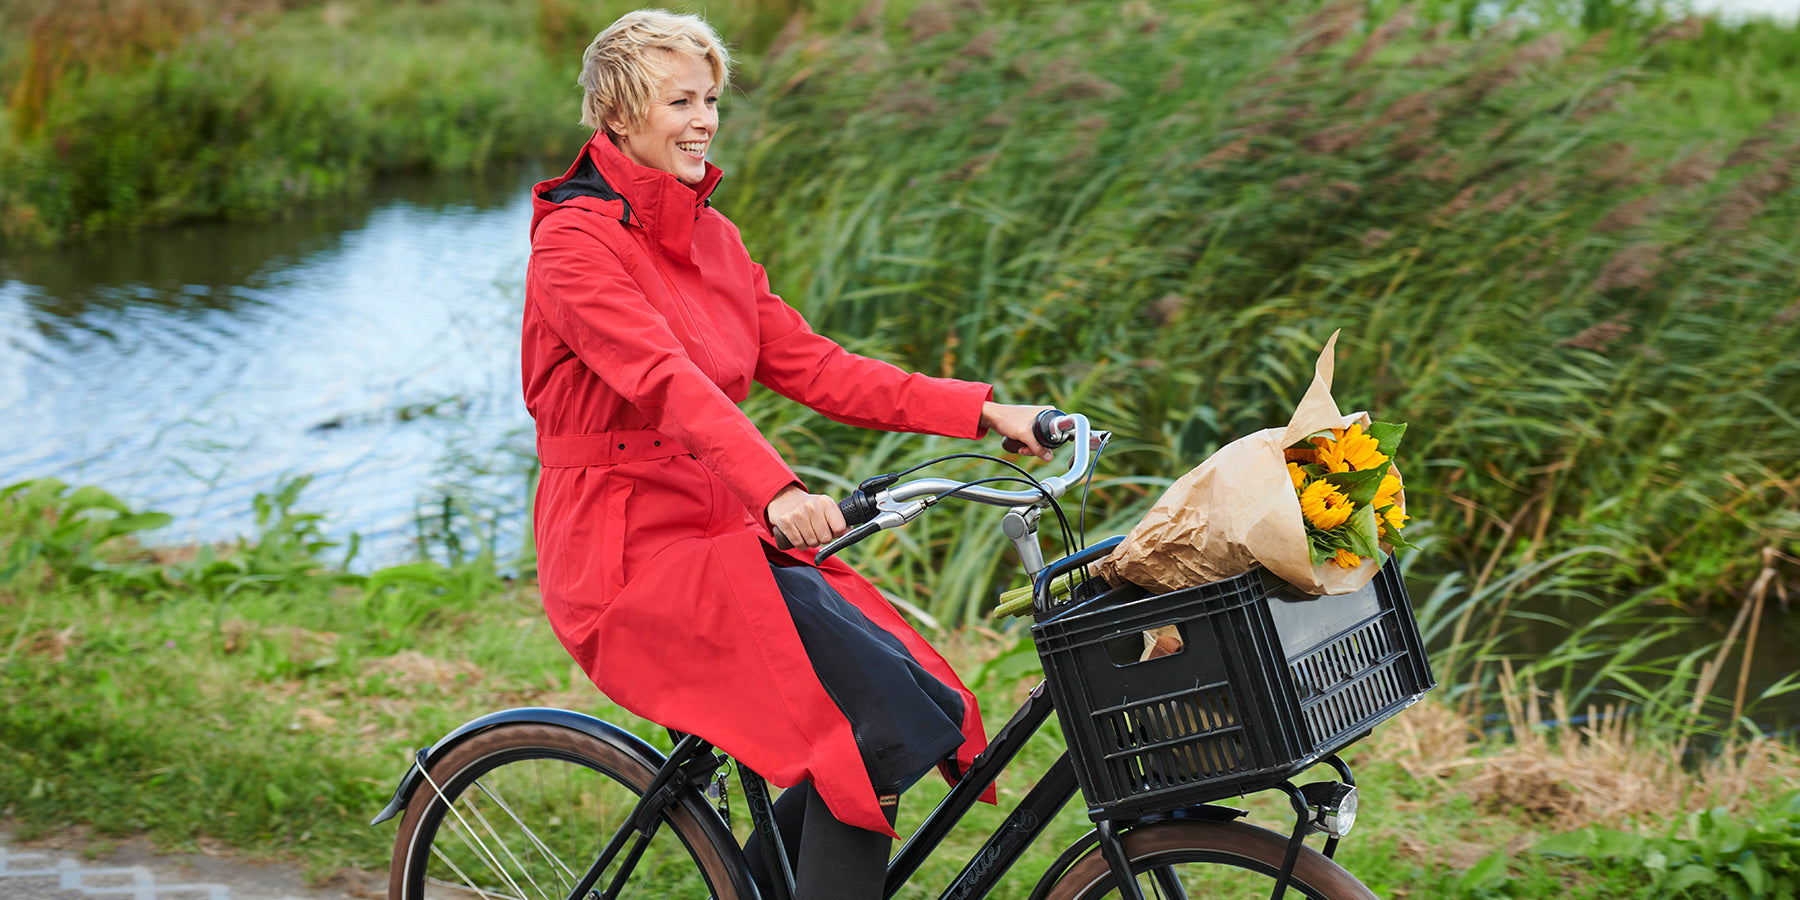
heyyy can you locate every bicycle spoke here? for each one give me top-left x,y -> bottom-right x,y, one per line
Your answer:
473,778 -> 582,891
423,765 -> 535,900
462,782 -> 556,900
393,724 -> 740,900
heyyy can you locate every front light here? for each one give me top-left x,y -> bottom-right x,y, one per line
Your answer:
1299,781 -> 1358,838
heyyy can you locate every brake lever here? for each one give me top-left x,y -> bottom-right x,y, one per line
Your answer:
814,520 -> 882,563
814,501 -> 931,562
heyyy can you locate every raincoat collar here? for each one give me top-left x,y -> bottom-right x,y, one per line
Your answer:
532,131 -> 722,261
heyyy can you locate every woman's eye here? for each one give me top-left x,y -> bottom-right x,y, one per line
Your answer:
705,96 -> 718,106
670,98 -> 688,107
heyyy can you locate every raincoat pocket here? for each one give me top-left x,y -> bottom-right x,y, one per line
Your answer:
600,472 -> 635,597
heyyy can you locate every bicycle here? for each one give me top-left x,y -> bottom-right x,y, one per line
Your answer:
373,412 -> 1435,900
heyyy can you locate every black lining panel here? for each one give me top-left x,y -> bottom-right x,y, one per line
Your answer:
540,156 -> 632,224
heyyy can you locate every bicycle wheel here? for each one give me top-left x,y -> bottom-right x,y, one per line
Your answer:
387,722 -> 752,900
1044,820 -> 1378,900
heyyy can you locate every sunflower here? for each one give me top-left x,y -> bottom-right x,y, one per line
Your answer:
1299,480 -> 1354,530
1374,471 -> 1403,509
1331,548 -> 1362,569
1378,504 -> 1409,537
1287,461 -> 1307,489
1316,423 -> 1389,474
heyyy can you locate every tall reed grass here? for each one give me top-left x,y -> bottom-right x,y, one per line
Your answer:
702,0 -> 1800,734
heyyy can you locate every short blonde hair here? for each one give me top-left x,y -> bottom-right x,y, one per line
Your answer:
578,9 -> 731,133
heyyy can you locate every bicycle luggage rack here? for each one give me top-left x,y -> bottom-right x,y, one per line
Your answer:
1032,560 -> 1435,824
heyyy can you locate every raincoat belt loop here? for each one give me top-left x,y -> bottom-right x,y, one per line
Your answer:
537,431 -> 689,467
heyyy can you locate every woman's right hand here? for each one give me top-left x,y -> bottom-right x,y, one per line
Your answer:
767,484 -> 848,550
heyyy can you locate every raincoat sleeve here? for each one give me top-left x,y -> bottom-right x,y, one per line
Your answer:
529,218 -> 800,519
749,261 -> 993,439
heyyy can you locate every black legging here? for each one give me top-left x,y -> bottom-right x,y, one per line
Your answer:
744,781 -> 899,900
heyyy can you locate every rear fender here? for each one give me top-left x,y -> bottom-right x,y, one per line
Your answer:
369,707 -> 665,826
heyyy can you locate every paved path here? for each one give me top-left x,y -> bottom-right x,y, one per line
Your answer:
0,830 -> 380,900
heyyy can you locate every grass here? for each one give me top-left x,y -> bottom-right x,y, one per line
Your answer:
10,470 -> 1789,893
5,478 -> 1799,897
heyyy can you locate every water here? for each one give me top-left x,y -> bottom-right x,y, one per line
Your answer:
0,167 -> 547,565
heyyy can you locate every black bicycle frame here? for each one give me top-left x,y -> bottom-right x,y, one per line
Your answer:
565,681 -> 1080,900
566,676 -> 1342,900
883,681 -> 1075,900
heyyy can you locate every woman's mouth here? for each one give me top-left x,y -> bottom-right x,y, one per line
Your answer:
677,141 -> 707,159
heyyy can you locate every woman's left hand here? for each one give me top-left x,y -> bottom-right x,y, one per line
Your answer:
980,402 -> 1057,462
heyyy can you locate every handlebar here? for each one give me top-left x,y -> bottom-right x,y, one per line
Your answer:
812,412 -> 1101,562
1000,408 -> 1077,456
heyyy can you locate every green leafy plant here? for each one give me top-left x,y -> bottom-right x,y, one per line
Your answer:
1532,794 -> 1800,899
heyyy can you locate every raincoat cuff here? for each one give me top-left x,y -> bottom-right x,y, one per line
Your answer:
751,475 -> 806,529
965,382 -> 998,440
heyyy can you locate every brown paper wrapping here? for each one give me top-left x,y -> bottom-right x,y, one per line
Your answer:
1097,331 -> 1403,597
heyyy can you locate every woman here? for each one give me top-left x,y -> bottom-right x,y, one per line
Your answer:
522,9 -> 1054,898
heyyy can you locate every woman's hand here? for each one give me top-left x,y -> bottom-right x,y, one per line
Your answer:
981,401 -> 1058,462
767,484 -> 848,550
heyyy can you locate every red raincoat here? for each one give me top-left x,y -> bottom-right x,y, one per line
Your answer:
523,132 -> 995,836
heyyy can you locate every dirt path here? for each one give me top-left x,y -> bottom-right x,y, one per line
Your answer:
0,826 -> 383,900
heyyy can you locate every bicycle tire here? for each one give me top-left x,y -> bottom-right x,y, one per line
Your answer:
387,721 -> 753,900
1043,820 -> 1378,900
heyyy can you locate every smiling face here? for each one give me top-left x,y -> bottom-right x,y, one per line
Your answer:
607,50 -> 718,185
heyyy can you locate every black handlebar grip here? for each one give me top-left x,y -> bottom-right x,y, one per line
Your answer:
1001,408 -> 1072,455
839,490 -> 879,527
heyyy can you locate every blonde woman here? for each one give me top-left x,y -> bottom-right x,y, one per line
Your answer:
521,9 -> 1053,898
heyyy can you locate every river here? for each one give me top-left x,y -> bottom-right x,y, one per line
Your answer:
0,167 -> 542,565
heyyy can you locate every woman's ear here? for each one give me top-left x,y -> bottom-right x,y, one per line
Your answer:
605,116 -> 630,137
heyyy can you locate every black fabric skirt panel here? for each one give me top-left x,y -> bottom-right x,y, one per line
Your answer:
767,563 -> 967,792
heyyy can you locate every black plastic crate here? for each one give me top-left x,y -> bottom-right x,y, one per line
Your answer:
1031,561 -> 1435,822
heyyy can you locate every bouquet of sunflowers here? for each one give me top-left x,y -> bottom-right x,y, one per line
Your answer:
1098,331 -> 1409,596
1287,421 -> 1414,570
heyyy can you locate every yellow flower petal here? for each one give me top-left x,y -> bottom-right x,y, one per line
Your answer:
1375,471 -> 1403,509
1317,423 -> 1390,473
1300,480 -> 1354,530
1287,461 -> 1307,489
1331,549 -> 1362,568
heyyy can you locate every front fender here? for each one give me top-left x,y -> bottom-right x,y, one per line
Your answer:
1024,805 -> 1249,900
369,707 -> 665,826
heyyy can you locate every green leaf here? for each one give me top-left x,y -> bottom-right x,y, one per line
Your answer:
1378,508 -> 1421,551
1324,466 -> 1387,505
62,485 -> 129,516
1665,864 -> 1719,893
102,512 -> 174,539
1367,420 -> 1408,457
1310,541 -> 1334,567
1531,829 -> 1598,859
1728,851 -> 1767,895
1456,852 -> 1513,891
1342,503 -> 1381,557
